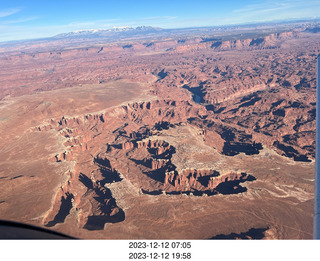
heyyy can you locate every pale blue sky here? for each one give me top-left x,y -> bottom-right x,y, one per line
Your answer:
0,0 -> 319,42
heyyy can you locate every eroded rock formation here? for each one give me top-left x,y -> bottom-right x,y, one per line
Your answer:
0,22 -> 318,239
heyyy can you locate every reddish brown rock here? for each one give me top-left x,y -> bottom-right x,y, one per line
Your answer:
0,22 -> 318,239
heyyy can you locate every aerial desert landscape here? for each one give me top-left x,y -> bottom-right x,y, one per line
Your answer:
0,20 -> 319,239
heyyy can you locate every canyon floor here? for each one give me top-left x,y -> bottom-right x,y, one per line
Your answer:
0,22 -> 319,239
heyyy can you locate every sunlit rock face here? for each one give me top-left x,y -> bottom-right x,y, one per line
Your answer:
0,22 -> 318,239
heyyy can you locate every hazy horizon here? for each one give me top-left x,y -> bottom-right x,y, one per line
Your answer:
0,0 -> 320,42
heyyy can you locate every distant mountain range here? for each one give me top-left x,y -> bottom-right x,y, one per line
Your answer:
1,19 -> 320,52
53,26 -> 163,38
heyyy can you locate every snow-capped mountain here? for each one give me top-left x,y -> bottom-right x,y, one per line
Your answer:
54,26 -> 162,38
